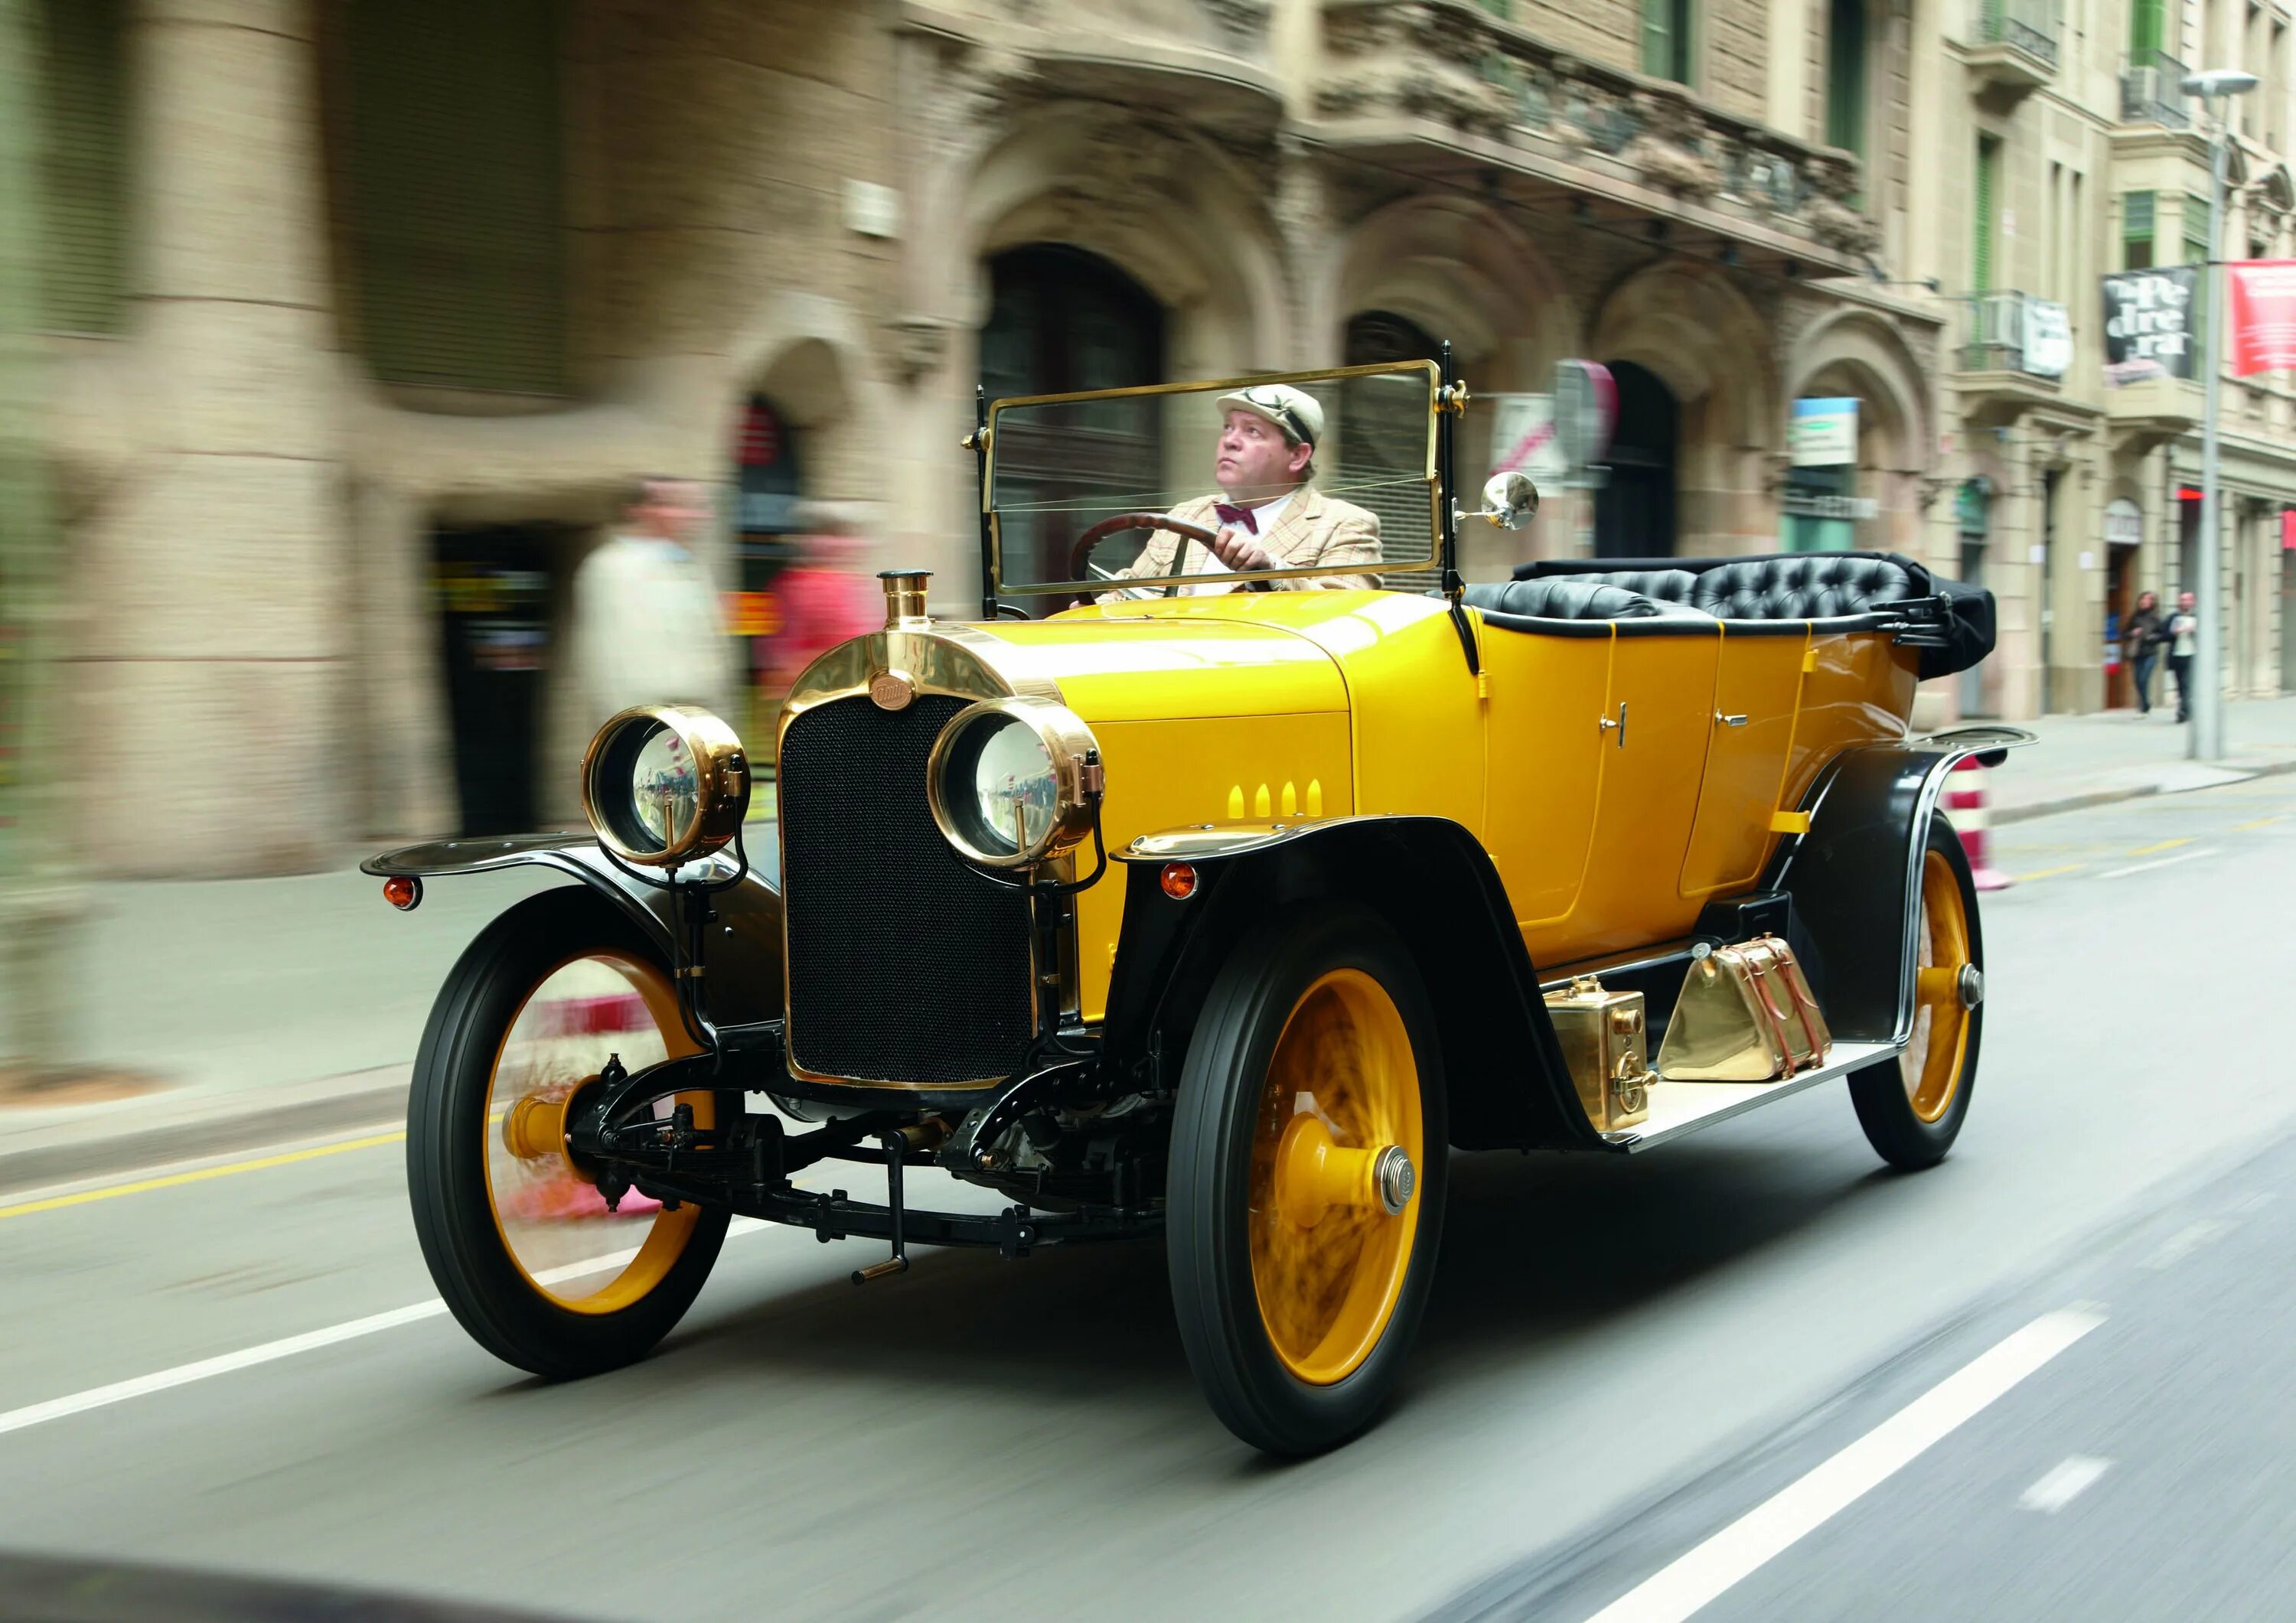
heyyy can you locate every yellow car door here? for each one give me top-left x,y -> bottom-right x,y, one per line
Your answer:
1678,624 -> 1811,898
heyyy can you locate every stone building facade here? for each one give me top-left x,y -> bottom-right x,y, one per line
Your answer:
1914,0 -> 2296,719
32,0 -> 1950,876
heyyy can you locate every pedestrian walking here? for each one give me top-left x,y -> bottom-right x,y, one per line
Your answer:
2124,589 -> 2165,715
2165,588 -> 2200,724
567,476 -> 735,736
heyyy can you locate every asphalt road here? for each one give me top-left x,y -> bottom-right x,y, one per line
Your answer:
4,783 -> 2294,1621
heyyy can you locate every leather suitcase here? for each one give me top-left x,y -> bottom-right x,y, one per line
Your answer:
1544,975 -> 1651,1133
1659,934 -> 1831,1081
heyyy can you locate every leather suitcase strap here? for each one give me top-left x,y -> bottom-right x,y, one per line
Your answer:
1728,949 -> 1798,1076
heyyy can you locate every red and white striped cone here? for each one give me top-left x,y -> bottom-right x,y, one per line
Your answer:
1945,755 -> 2012,891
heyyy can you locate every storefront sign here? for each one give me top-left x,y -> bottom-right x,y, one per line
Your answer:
1789,397 -> 1859,467
2102,266 -> 2197,386
1779,491 -> 1877,520
2024,299 -> 2073,377
2104,497 -> 2143,547
2228,260 -> 2296,375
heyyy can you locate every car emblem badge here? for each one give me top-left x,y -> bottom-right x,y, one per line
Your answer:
869,670 -> 917,711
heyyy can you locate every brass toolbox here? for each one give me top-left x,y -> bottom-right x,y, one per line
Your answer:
1544,975 -> 1651,1133
1658,934 -> 1832,1082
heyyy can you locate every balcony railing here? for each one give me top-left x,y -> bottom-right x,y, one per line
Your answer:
2120,49 -> 2191,129
1978,0 -> 2060,70
1959,289 -> 2069,379
1313,0 -> 1877,261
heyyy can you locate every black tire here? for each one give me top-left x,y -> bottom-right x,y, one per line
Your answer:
408,887 -> 729,1379
1849,815 -> 1985,1172
1166,905 -> 1449,1456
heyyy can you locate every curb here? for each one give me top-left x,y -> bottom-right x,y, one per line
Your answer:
1990,753 -> 2296,827
0,1077 -> 409,1200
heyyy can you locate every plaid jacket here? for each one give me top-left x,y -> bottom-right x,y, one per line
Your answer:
1101,485 -> 1382,596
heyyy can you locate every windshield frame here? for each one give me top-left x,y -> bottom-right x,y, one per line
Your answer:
981,360 -> 1443,599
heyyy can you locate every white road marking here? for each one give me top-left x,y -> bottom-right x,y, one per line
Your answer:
2018,1455 -> 2112,1514
1581,1307 -> 2106,1623
2141,1220 -> 2233,1271
0,1217 -> 770,1441
2097,849 -> 2218,879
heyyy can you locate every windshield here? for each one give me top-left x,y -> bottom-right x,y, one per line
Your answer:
985,362 -> 1440,600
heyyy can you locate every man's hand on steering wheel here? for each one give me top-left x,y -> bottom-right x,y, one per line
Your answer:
1203,526 -> 1277,573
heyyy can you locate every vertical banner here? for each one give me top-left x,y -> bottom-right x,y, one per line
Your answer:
2227,260 -> 2296,375
2102,266 -> 2197,386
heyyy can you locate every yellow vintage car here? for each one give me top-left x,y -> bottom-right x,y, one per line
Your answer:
369,357 -> 2022,1455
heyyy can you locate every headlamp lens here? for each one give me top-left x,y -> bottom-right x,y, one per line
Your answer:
629,724 -> 700,851
965,718 -> 1057,855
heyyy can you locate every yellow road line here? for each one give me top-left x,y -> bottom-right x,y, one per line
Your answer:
2233,816 -> 2282,830
2121,838 -> 2192,857
2010,864 -> 2087,882
0,1130 -> 406,1223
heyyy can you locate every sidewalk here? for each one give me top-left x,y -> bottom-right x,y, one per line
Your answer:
1983,693 -> 2296,823
6,697 -> 2294,1190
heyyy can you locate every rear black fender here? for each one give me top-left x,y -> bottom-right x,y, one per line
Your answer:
1771,725 -> 2033,1045
363,834 -> 785,1028
1104,816 -> 1603,1152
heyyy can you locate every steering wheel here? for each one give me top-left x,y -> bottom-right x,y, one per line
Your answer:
1065,512 -> 1231,608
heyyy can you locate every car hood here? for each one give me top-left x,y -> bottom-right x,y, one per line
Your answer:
967,605 -> 1349,723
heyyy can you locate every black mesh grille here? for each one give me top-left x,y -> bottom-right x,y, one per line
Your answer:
781,694 -> 1035,1085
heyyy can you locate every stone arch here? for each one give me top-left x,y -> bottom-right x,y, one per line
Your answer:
1590,262 -> 1776,553
1322,195 -> 1579,386
925,99 -> 1290,374
1785,305 -> 1935,558
720,289 -> 885,530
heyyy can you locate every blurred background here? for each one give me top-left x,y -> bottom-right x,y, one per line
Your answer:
8,8 -> 2296,1618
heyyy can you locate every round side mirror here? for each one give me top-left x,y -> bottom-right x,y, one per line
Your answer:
1481,471 -> 1539,530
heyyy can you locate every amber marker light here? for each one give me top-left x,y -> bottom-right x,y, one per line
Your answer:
1160,862 -> 1199,901
383,875 -> 422,911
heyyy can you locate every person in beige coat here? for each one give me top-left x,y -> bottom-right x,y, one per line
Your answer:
1099,383 -> 1382,598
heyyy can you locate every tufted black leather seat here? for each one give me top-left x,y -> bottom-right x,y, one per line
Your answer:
1463,578 -> 1668,621
1510,552 -> 1917,622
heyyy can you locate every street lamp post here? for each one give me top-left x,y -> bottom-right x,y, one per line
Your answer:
2183,69 -> 2258,761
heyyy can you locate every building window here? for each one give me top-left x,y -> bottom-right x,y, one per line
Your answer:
2123,191 -> 2156,269
1642,0 -> 1693,83
1974,137 -> 2001,291
980,246 -> 1163,604
341,0 -> 567,394
37,0 -> 129,335
2129,0 -> 2165,55
1826,0 -> 1867,157
1341,313 -> 1443,585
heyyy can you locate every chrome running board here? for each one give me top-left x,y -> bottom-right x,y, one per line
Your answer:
1603,1039 -> 1904,1152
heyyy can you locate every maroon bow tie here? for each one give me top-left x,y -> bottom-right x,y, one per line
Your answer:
1213,503 -> 1259,533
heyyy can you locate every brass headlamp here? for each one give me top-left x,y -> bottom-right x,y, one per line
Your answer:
581,706 -> 751,869
927,696 -> 1103,870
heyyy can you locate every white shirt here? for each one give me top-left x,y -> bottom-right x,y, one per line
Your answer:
1120,490 -> 1295,598
567,532 -> 734,732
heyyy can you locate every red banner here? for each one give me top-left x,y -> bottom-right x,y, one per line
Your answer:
2229,260 -> 2296,375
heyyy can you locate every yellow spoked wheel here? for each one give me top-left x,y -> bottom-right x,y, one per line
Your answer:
1169,907 -> 1446,1457
483,951 -> 713,1314
1249,970 -> 1424,1386
1851,817 -> 1985,1171
1903,849 -> 1975,1125
409,888 -> 731,1380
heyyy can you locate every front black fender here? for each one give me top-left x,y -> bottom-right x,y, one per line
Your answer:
363,833 -> 786,1028
1104,817 -> 1603,1152
1773,725 -> 2033,1045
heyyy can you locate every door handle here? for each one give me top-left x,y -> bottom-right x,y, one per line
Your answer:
1716,712 -> 1749,727
1597,702 -> 1627,746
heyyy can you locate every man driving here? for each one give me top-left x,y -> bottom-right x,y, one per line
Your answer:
1100,383 -> 1381,598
